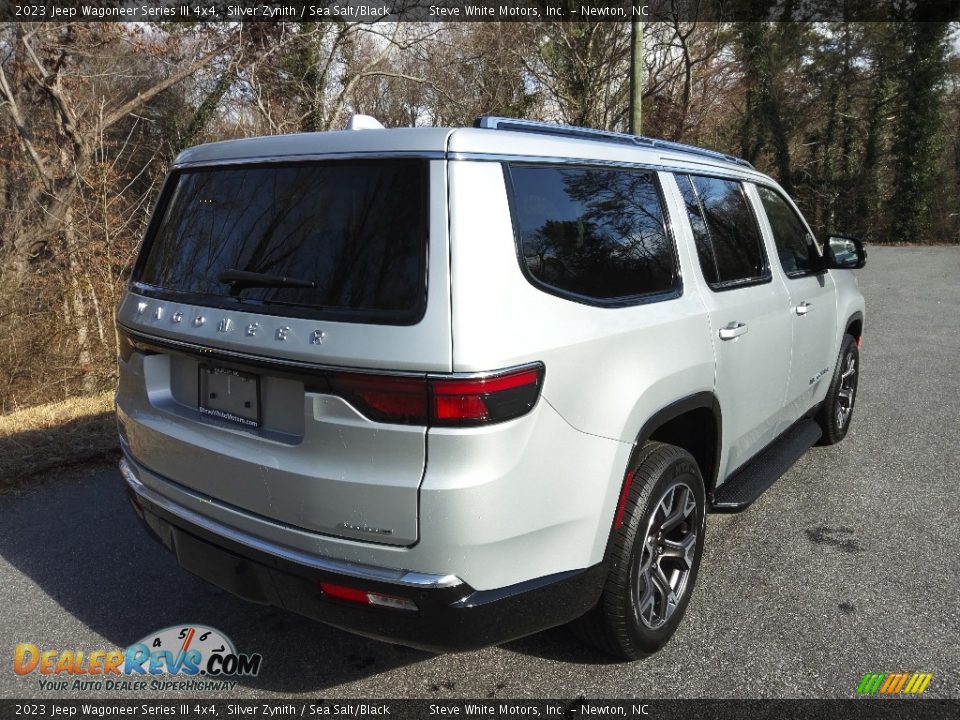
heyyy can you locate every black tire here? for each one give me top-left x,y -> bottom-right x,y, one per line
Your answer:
817,334 -> 859,445
571,442 -> 706,660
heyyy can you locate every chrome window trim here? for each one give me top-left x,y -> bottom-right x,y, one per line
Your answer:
120,455 -> 463,589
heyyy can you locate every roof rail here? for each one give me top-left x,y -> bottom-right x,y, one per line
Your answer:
473,116 -> 754,170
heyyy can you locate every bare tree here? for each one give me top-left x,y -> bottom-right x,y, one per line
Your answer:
0,23 -> 241,392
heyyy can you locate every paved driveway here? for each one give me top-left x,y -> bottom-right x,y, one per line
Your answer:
1,246 -> 957,699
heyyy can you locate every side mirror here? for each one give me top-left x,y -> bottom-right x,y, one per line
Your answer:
824,235 -> 866,270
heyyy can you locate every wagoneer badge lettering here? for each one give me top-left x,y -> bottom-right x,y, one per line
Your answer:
276,326 -> 290,341
311,330 -> 325,345
193,315 -> 205,327
136,302 -> 147,316
246,322 -> 259,337
153,307 -> 163,321
172,312 -> 182,324
217,318 -> 231,333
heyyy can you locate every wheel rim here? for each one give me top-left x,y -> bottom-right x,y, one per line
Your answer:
836,350 -> 857,429
631,482 -> 699,631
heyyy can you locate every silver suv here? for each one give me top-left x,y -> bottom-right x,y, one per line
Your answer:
116,117 -> 866,659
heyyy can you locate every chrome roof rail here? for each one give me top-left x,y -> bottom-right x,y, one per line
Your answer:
473,116 -> 754,170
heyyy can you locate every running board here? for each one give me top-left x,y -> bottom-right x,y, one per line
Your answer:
711,419 -> 822,512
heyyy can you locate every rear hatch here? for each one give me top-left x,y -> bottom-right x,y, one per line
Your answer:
117,151 -> 451,546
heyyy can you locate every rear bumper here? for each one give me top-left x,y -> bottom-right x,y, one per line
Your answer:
120,455 -> 606,652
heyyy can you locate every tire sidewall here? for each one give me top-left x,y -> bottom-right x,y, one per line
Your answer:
616,448 -> 706,654
822,334 -> 859,443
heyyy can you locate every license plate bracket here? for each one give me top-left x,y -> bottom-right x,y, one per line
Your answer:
198,365 -> 261,428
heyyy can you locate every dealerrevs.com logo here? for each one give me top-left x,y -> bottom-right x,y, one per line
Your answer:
14,625 -> 262,692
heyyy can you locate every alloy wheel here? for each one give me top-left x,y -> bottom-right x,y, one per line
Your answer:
632,482 -> 699,630
836,351 -> 857,429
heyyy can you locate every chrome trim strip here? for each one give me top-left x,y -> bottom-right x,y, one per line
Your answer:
119,322 -> 425,377
119,456 -> 463,589
172,151 -> 446,170
119,323 -> 542,381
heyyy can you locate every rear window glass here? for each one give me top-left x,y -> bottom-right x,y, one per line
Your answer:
508,164 -> 678,303
135,160 -> 428,324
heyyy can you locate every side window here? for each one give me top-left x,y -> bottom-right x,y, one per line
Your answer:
756,185 -> 819,276
508,164 -> 678,303
677,175 -> 719,285
680,174 -> 768,288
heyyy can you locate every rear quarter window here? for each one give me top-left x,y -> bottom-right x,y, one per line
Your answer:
134,159 -> 428,324
507,164 -> 679,305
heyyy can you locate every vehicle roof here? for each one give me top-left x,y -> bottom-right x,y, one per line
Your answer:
173,126 -> 771,182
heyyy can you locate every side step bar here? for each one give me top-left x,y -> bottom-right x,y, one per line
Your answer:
711,419 -> 822,512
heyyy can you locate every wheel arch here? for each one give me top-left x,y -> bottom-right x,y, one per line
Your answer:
599,392 -> 721,558
638,393 -> 722,493
845,311 -> 864,343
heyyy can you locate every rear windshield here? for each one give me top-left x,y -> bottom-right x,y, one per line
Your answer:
134,159 -> 428,324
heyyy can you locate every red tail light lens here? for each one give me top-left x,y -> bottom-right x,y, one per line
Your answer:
318,582 -> 369,604
326,364 -> 544,427
328,373 -> 428,424
430,367 -> 544,426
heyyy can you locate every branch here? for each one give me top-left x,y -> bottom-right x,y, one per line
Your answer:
101,34 -> 237,131
20,33 -> 87,159
360,70 -> 432,85
324,25 -> 398,130
0,63 -> 55,190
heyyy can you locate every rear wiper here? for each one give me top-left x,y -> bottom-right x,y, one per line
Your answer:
217,269 -> 316,294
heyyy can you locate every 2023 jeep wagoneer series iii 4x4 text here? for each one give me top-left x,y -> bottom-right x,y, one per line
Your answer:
116,116 -> 866,659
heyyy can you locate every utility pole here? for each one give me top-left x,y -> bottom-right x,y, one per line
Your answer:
629,19 -> 644,135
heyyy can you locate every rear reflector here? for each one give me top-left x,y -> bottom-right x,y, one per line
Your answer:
327,364 -> 544,427
613,469 -> 637,530
319,582 -> 418,612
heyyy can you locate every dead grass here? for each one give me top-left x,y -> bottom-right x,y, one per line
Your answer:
0,391 -> 118,488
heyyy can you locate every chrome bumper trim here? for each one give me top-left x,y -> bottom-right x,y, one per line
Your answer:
119,456 -> 463,590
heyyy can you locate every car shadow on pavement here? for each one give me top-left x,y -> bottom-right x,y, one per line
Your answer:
0,467 -> 435,694
501,628 -> 624,666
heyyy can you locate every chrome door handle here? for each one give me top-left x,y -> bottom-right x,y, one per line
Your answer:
795,301 -> 812,316
719,321 -> 748,340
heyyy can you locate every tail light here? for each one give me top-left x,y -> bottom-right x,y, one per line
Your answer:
117,327 -> 543,428
328,373 -> 427,424
329,364 -> 544,427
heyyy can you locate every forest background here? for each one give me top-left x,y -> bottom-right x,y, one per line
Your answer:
0,18 -> 956,412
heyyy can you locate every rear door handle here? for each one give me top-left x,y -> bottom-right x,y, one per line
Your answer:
719,321 -> 748,340
795,301 -> 812,316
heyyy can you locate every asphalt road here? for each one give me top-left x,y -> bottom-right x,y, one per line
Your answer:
1,246 -> 958,700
